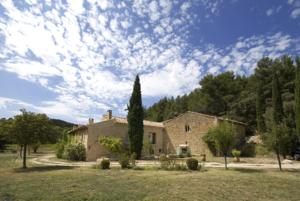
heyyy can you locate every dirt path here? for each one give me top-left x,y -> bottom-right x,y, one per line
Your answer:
31,154 -> 300,170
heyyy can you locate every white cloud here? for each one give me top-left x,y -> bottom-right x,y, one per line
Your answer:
291,8 -> 300,18
266,9 -> 274,16
0,0 -> 299,123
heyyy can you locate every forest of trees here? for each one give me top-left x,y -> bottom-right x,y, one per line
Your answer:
145,55 -> 298,137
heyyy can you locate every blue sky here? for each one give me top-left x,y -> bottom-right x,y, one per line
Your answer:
0,0 -> 299,123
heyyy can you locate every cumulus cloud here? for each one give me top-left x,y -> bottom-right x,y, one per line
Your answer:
287,0 -> 300,18
290,8 -> 300,18
0,0 -> 299,123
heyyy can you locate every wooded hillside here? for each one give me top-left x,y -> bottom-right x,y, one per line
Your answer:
145,55 -> 297,135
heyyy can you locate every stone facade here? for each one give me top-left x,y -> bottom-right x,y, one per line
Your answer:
70,111 -> 246,161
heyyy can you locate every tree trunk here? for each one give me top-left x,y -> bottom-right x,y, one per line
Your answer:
276,149 -> 282,171
19,145 -> 23,158
224,155 -> 228,170
23,144 -> 27,169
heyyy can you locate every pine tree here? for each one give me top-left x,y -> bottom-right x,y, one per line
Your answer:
256,80 -> 265,133
127,75 -> 144,159
295,58 -> 300,139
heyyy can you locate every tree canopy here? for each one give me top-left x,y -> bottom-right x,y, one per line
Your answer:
127,75 -> 144,159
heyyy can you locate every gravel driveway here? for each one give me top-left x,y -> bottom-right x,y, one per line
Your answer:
31,154 -> 300,170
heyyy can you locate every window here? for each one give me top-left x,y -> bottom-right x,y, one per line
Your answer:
185,125 -> 191,132
149,132 -> 156,144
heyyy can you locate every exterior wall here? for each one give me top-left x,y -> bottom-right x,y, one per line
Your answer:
85,120 -> 164,161
71,112 -> 246,161
163,112 -> 218,157
217,119 -> 246,150
71,129 -> 88,146
143,125 -> 165,156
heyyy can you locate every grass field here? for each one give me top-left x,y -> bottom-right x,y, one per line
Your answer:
1,152 -> 300,201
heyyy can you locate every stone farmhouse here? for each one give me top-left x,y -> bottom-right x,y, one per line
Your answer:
69,110 -> 246,161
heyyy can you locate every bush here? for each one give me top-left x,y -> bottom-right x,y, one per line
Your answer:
232,149 -> 241,157
255,144 -> 270,156
186,158 -> 198,170
100,158 -> 110,169
130,152 -> 137,166
119,154 -> 130,169
159,154 -> 176,170
65,143 -> 86,161
56,142 -> 65,159
175,163 -> 188,171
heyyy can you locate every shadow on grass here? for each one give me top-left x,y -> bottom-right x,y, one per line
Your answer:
231,168 -> 265,173
13,165 -> 75,173
281,169 -> 300,173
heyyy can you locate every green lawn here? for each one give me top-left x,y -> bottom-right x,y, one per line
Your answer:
1,153 -> 300,201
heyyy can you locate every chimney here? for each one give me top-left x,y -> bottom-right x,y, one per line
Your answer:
108,110 -> 112,119
88,118 -> 94,124
101,110 -> 113,121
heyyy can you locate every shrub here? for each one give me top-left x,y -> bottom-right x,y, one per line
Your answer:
175,163 -> 188,171
186,158 -> 198,170
255,144 -> 270,156
99,136 -> 123,155
159,154 -> 176,170
65,143 -> 86,161
100,158 -> 110,169
130,152 -> 137,166
232,149 -> 241,157
56,142 -> 65,159
119,154 -> 130,169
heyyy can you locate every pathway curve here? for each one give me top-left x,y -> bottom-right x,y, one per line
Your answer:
31,154 -> 300,170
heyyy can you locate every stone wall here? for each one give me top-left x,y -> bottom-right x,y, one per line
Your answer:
85,119 -> 165,161
163,112 -> 217,157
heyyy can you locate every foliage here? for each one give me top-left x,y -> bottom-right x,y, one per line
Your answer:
100,158 -> 110,169
64,143 -> 86,161
231,149 -> 241,157
9,109 -> 54,168
145,56 -> 298,137
0,118 -> 12,151
99,136 -> 123,155
119,154 -> 130,169
204,122 -> 235,169
256,80 -> 266,133
130,152 -> 137,166
186,158 -> 199,170
56,142 -> 66,159
142,139 -> 154,156
127,75 -> 144,159
159,154 -> 176,170
268,72 -> 284,170
296,57 -> 300,139
31,142 -> 40,153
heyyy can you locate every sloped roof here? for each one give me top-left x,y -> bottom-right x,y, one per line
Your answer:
112,117 -> 164,128
69,125 -> 87,134
163,111 -> 246,125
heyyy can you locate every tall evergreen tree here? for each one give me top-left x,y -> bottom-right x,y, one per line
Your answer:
127,75 -> 144,159
295,58 -> 300,139
271,72 -> 284,171
256,80 -> 265,133
272,73 -> 284,124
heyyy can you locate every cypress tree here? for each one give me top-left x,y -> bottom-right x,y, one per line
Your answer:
272,72 -> 284,171
295,58 -> 300,139
127,75 -> 144,159
272,73 -> 284,125
256,80 -> 265,133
